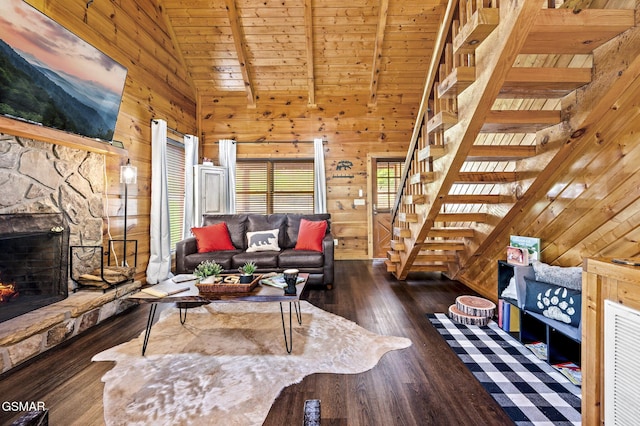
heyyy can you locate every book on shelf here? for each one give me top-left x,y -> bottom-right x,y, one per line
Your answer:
503,300 -> 509,329
141,282 -> 190,298
260,274 -> 305,289
553,361 -> 582,386
506,246 -> 529,266
525,341 -> 548,360
499,300 -> 520,332
509,235 -> 541,264
508,302 -> 520,332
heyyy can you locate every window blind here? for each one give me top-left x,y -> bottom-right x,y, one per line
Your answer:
166,138 -> 185,251
236,160 -> 314,214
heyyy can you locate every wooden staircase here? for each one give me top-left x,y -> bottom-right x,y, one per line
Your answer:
387,0 -> 635,280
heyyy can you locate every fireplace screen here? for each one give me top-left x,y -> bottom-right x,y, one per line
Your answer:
0,213 -> 69,323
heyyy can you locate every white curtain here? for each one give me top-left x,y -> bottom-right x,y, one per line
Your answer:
219,139 -> 236,213
183,134 -> 199,238
314,138 -> 327,213
146,119 -> 173,284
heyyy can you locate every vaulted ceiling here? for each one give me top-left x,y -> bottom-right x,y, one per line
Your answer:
160,0 -> 447,107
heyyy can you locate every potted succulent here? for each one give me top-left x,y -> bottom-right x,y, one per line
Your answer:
238,261 -> 257,283
194,260 -> 224,284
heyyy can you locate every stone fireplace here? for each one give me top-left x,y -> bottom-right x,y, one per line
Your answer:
0,133 -> 105,289
0,213 -> 69,323
0,133 -> 141,374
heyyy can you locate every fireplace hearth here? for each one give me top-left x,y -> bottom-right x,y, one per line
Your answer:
0,213 -> 69,323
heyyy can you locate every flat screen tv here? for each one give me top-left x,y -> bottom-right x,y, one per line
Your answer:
0,0 -> 127,142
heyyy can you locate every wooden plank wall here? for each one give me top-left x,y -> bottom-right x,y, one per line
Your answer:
22,0 -> 197,281
199,92 -> 414,259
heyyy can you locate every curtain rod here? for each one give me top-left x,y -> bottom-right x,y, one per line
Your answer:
168,127 -> 187,137
213,140 -> 326,144
151,119 -> 187,137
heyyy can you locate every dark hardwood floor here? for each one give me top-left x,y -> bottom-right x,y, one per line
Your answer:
0,260 -> 513,425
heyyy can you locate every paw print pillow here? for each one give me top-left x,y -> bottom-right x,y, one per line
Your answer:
523,278 -> 582,327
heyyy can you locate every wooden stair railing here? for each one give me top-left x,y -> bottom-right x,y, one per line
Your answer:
387,0 -> 635,280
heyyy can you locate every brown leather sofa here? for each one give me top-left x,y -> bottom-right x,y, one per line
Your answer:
176,213 -> 334,288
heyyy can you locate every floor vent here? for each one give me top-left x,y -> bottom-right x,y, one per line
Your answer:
604,300 -> 640,425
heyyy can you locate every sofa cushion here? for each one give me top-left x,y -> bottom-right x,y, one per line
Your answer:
183,250 -> 240,271
285,213 -> 331,248
191,222 -> 235,252
294,219 -> 327,252
202,215 -> 247,249
524,277 -> 581,327
232,251 -> 279,269
246,228 -> 280,252
532,261 -> 582,291
279,248 -> 324,269
247,214 -> 287,248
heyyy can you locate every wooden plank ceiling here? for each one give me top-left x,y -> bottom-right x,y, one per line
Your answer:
160,0 -> 447,107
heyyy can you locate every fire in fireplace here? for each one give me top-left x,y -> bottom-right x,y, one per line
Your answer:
0,213 -> 69,323
0,282 -> 18,302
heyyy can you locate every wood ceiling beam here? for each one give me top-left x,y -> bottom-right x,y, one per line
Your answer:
368,0 -> 389,107
304,0 -> 316,108
224,0 -> 256,108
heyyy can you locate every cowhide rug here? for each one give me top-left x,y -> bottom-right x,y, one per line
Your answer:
93,301 -> 411,425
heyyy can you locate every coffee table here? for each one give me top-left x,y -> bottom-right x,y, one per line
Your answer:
129,273 -> 308,356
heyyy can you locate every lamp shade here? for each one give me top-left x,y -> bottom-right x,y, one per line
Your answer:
120,162 -> 137,184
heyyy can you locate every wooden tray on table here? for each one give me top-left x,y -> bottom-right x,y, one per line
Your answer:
196,274 -> 263,296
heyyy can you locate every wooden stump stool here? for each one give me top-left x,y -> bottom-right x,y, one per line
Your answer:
449,295 -> 496,326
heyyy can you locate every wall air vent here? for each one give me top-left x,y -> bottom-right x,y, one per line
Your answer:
604,300 -> 640,425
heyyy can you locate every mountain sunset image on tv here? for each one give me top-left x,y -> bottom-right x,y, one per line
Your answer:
0,0 -> 128,142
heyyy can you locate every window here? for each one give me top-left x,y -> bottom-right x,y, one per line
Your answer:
166,137 -> 185,251
375,160 -> 403,212
236,160 -> 314,214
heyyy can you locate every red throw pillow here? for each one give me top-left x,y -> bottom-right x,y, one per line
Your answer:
191,222 -> 235,253
294,219 -> 327,252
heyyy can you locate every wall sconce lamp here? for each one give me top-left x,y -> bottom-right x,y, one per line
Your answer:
120,159 -> 137,267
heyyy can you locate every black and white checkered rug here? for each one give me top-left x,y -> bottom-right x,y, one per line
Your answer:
428,313 -> 581,425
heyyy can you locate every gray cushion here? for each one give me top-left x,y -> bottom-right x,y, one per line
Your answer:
532,261 -> 582,291
232,251 -> 279,269
278,248 -> 324,269
184,250 -> 240,271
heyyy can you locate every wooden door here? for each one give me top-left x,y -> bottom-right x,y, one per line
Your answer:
372,159 -> 403,258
